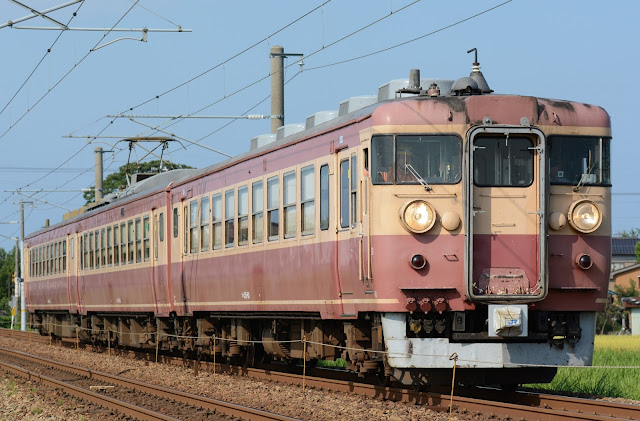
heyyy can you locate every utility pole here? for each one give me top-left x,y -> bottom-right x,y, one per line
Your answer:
14,238 -> 18,300
269,46 -> 303,134
95,146 -> 103,202
270,45 -> 285,134
20,200 -> 26,331
13,238 -> 18,329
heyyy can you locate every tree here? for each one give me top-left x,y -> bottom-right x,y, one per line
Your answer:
617,228 -> 640,238
636,240 -> 640,264
83,160 -> 194,205
0,246 -> 18,311
614,279 -> 640,304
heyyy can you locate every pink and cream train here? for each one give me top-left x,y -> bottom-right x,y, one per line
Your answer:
24,61 -> 611,387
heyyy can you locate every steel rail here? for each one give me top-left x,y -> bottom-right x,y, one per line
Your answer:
0,359 -> 181,420
0,346 -> 299,421
2,328 -> 638,420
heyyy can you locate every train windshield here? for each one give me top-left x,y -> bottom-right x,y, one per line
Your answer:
548,136 -> 611,185
473,136 -> 534,187
371,134 -> 461,185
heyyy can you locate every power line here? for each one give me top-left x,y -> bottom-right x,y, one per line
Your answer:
117,0 -> 422,150
0,0 -> 140,143
304,0 -> 514,72
0,167 -> 93,172
0,0 -> 85,120
51,1 -> 334,201
108,1 -> 333,119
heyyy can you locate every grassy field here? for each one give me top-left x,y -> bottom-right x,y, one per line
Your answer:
526,335 -> 640,399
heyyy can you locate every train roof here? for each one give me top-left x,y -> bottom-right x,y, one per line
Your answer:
27,66 -> 610,240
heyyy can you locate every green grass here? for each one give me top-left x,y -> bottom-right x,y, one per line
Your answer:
525,335 -> 640,399
316,358 -> 347,368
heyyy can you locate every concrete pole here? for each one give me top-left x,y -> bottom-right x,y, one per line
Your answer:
20,200 -> 26,331
95,146 -> 104,202
13,239 -> 18,300
270,45 -> 284,134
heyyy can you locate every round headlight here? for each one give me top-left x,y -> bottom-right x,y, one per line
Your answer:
568,200 -> 602,233
400,200 -> 436,233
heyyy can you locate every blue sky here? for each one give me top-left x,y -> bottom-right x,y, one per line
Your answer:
0,0 -> 638,247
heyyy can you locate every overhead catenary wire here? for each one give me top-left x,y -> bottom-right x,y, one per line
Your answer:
0,0 -> 86,120
116,0 -> 423,150
68,0 -> 421,173
45,1 -> 337,207
303,0 -> 514,72
107,0 -> 333,119
0,0 -> 141,143
6,0 -> 512,223
55,0 -> 505,210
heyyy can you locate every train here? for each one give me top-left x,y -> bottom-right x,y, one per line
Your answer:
24,57 -> 611,388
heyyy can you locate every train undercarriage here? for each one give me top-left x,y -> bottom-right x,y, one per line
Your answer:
31,308 -> 583,387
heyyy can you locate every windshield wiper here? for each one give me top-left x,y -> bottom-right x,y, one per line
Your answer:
573,150 -> 595,192
405,164 -> 432,191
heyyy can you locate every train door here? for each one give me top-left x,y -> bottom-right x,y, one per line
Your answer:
67,234 -> 79,313
152,209 -> 169,315
465,126 -> 547,302
171,202 -> 190,315
335,147 -> 359,317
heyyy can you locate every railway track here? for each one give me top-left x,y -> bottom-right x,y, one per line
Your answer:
2,328 -> 639,420
0,341 -> 298,420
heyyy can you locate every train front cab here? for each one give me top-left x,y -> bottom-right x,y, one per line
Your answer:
370,124 -> 611,386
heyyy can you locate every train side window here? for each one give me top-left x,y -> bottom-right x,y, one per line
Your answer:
159,212 -> 165,242
120,223 -> 126,265
200,197 -> 210,251
283,171 -> 296,238
225,189 -> 235,248
173,207 -> 179,238
57,242 -> 61,273
183,205 -> 188,255
371,135 -> 394,184
113,225 -> 119,266
267,176 -> 280,241
128,220 -> 134,264
62,240 -> 67,272
190,200 -> 199,253
351,154 -> 358,228
70,237 -> 74,260
94,230 -> 99,269
143,216 -> 150,261
154,215 -> 159,260
252,181 -> 264,244
301,165 -> 315,235
238,186 -> 249,246
54,243 -> 58,274
136,218 -> 142,263
340,159 -> 349,228
82,235 -> 86,269
89,232 -> 94,270
320,165 -> 329,231
101,228 -> 106,267
212,194 -> 222,249
107,227 -> 113,266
